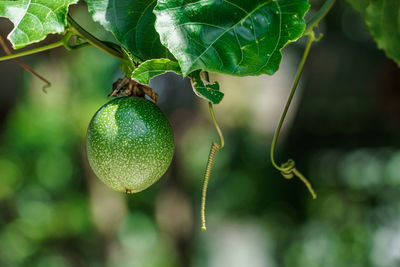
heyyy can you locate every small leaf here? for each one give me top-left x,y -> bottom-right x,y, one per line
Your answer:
154,0 -> 309,76
131,58 -> 181,84
0,0 -> 78,49
347,0 -> 400,67
120,47 -> 140,77
190,71 -> 224,104
85,0 -> 174,61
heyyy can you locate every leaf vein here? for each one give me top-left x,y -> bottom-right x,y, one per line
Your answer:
185,0 -> 272,72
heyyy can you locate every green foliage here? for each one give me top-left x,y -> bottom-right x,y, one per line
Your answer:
154,0 -> 310,76
1,2 -> 400,265
347,0 -> 400,66
1,0 -> 399,86
190,70 -> 224,104
130,58 -> 181,84
0,0 -> 78,49
0,0 -> 311,104
85,0 -> 174,61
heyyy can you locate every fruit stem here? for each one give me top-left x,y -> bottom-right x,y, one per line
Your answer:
269,31 -> 317,199
201,102 -> 224,231
67,14 -> 123,60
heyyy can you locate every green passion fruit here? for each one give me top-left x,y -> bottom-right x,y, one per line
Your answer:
86,96 -> 174,193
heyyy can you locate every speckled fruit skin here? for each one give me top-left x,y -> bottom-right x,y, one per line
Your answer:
86,96 -> 174,193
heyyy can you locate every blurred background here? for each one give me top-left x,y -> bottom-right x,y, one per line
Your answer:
1,0 -> 400,266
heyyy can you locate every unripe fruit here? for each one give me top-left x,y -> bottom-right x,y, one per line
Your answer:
86,96 -> 174,193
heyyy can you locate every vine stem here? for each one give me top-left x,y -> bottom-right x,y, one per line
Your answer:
67,15 -> 123,60
0,15 -> 122,62
0,39 -> 65,62
201,102 -> 224,231
305,0 -> 336,34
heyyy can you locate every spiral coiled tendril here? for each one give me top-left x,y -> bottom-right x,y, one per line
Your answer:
280,159 -> 317,199
201,102 -> 224,231
201,142 -> 221,231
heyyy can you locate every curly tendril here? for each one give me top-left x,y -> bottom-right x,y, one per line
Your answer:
270,31 -> 318,199
269,0 -> 336,199
201,102 -> 224,231
280,159 -> 317,199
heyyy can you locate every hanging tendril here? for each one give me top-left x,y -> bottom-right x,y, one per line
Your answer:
270,32 -> 318,199
201,102 -> 224,231
270,0 -> 336,199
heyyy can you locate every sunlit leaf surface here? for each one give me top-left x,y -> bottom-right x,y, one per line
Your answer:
0,0 -> 78,48
154,0 -> 309,76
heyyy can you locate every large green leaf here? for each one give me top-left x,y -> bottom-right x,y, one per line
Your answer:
347,0 -> 400,67
0,0 -> 78,49
85,0 -> 173,61
131,58 -> 181,84
154,0 -> 309,76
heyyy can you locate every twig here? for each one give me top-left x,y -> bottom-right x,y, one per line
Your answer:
0,35 -> 51,92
